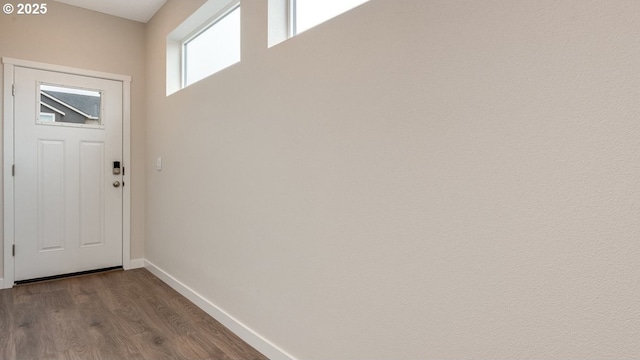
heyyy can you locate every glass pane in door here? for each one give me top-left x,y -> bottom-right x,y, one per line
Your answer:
38,84 -> 103,127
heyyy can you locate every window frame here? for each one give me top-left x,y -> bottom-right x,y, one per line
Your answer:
180,1 -> 241,88
287,0 -> 369,36
288,0 -> 296,37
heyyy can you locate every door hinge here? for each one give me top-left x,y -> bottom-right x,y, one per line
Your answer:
12,84 -> 15,96
12,164 -> 15,176
12,244 -> 15,256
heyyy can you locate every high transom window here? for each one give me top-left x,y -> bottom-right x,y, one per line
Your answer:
291,0 -> 369,35
183,4 -> 241,87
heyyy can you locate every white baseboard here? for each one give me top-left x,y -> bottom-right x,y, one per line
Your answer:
144,260 -> 297,360
126,258 -> 145,270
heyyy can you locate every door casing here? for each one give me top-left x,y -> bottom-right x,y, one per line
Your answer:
2,57 -> 133,288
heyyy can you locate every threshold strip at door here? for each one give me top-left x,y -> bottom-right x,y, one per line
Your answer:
14,266 -> 123,285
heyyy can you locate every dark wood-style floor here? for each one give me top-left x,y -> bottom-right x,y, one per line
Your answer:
0,268 -> 268,360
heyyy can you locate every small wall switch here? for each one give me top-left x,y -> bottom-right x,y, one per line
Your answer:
156,157 -> 162,171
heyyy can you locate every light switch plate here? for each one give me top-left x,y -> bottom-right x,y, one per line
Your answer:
156,156 -> 162,171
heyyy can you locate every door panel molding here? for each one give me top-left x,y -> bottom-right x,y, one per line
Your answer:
79,141 -> 106,248
2,57 -> 132,288
37,139 -> 66,252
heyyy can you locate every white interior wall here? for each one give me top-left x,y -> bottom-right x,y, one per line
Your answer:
0,2 -> 147,278
145,1 -> 640,359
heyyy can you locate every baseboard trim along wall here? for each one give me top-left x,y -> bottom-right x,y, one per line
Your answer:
144,260 -> 297,360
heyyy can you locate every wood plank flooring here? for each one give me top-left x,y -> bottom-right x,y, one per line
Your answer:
0,268 -> 269,360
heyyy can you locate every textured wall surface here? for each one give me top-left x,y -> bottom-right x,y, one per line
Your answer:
0,2 -> 147,276
143,0 -> 640,359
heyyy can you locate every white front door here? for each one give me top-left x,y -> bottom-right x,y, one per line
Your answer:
13,66 -> 123,282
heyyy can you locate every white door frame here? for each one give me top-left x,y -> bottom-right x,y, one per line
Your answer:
2,57 -> 133,288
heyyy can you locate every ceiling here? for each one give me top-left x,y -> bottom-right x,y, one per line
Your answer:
54,0 -> 167,23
